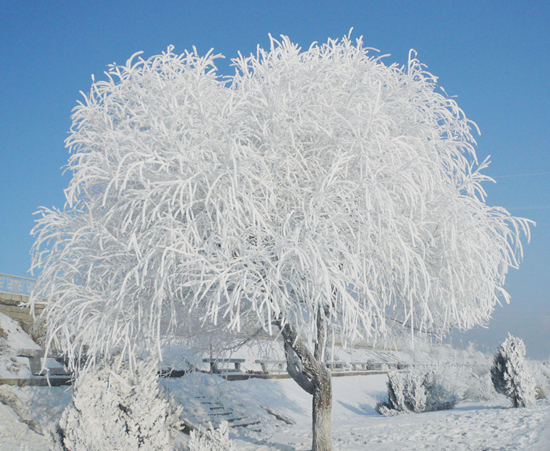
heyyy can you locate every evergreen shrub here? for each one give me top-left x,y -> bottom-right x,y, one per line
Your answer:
50,358 -> 182,451
490,334 -> 536,408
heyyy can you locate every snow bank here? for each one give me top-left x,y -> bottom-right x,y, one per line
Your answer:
0,312 -> 40,379
0,385 -> 72,451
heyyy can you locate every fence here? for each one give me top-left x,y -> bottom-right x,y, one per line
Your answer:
0,273 -> 45,335
0,273 -> 36,296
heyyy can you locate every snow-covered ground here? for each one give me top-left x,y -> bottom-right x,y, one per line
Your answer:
2,311 -> 550,450
1,374 -> 550,450
227,376 -> 550,450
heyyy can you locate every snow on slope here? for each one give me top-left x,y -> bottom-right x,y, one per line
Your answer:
0,312 -> 40,379
0,400 -> 44,451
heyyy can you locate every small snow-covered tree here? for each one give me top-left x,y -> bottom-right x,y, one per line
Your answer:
31,34 -> 531,451
491,334 -> 536,407
50,358 -> 181,451
377,370 -> 417,415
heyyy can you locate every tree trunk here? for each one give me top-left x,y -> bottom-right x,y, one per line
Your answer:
312,365 -> 332,451
276,317 -> 332,451
313,306 -> 332,451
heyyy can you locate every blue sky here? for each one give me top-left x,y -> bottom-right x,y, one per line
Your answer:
1,1 -> 549,358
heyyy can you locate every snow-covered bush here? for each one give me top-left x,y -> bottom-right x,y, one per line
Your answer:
377,370 -> 457,416
490,334 -> 536,408
187,422 -> 236,451
422,371 -> 459,411
50,358 -> 182,451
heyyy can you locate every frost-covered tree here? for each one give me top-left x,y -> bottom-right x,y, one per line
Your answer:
50,358 -> 182,451
491,334 -> 536,407
31,34 -> 531,451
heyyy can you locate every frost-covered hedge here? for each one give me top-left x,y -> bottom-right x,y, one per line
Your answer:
428,364 -> 496,402
377,370 -> 457,416
405,340 -> 500,402
187,422 -> 236,451
50,358 -> 182,451
491,334 -> 536,408
526,359 -> 550,399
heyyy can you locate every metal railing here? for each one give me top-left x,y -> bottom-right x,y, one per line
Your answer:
0,273 -> 36,296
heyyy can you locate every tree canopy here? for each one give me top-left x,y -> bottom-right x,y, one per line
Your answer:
31,34 -> 530,368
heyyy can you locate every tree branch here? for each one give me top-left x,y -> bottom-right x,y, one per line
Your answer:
275,317 -> 328,395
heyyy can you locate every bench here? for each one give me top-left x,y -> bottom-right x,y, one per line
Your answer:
382,362 -> 409,370
350,360 -> 383,371
255,359 -> 287,374
255,359 -> 346,374
325,360 -> 346,371
350,360 -> 409,371
203,358 -> 245,374
16,348 -> 72,376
